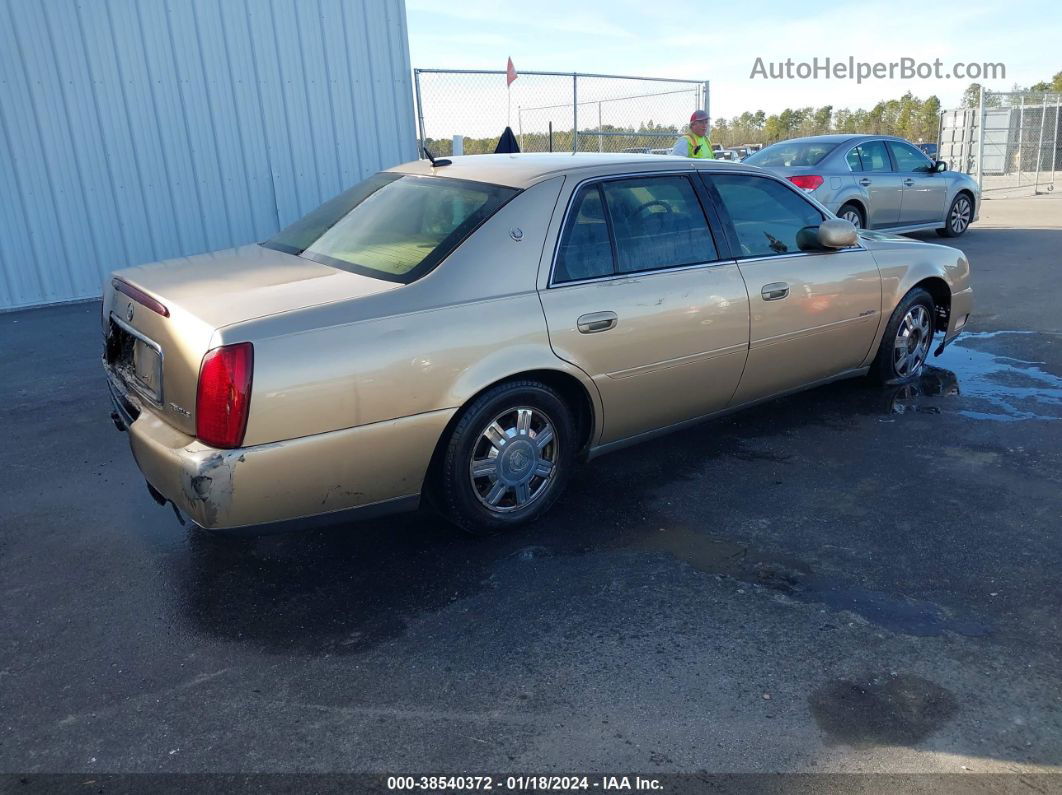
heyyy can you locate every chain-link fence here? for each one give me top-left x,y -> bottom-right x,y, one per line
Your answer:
940,89 -> 1062,196
413,69 -> 709,156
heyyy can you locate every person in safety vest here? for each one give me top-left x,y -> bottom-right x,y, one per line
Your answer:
671,110 -> 715,159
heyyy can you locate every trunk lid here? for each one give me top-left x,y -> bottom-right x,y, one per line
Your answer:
102,244 -> 401,436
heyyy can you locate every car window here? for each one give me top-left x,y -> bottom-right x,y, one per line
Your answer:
845,147 -> 863,172
711,174 -> 824,258
745,141 -> 837,167
600,176 -> 717,274
888,140 -> 935,172
852,141 -> 892,172
264,173 -> 518,283
554,186 -> 615,284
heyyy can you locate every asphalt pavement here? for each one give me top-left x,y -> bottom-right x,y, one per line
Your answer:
2,198 -> 1061,780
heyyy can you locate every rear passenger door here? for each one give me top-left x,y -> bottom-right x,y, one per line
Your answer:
847,140 -> 902,227
701,172 -> 882,405
540,173 -> 750,445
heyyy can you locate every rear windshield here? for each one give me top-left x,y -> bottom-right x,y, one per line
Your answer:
745,141 -> 837,167
263,173 -> 519,283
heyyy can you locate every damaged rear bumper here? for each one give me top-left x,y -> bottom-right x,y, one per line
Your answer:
108,380 -> 454,531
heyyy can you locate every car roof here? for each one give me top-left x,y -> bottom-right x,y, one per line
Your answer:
765,134 -> 863,145
766,133 -> 921,148
386,152 -> 758,189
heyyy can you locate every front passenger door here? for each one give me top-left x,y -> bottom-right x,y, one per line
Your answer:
887,140 -> 948,225
702,173 -> 882,405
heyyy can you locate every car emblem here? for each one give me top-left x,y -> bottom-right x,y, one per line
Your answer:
126,304 -> 135,322
509,227 -> 523,242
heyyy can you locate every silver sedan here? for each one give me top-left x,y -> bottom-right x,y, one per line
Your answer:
745,134 -> 980,237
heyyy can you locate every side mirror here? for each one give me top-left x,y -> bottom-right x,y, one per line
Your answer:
796,219 -> 857,250
935,160 -> 947,173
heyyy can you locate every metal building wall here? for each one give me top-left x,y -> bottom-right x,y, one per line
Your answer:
0,0 -> 416,311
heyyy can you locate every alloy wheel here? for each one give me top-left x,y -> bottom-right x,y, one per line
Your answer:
950,197 -> 972,234
469,407 -> 558,513
841,208 -> 863,228
893,305 -> 932,378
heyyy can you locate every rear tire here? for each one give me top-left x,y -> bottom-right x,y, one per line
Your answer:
870,288 -> 936,385
838,202 -> 865,229
437,380 -> 576,535
936,193 -> 973,237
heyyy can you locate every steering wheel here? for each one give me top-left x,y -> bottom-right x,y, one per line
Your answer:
632,199 -> 673,219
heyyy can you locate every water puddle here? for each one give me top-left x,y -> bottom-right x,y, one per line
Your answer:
638,527 -> 990,637
887,331 -> 1062,421
795,581 -> 991,637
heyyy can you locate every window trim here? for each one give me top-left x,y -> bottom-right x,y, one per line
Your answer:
699,171 -> 865,262
548,171 -> 729,288
844,145 -> 864,173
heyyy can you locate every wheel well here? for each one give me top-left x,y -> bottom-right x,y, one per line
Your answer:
514,369 -> 596,455
955,188 -> 976,210
838,199 -> 866,221
422,369 -> 596,501
912,277 -> 951,333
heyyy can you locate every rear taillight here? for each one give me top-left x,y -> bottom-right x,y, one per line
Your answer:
196,342 -> 253,449
787,175 -> 824,192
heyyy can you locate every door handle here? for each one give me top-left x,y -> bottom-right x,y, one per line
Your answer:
903,178 -> 915,186
577,311 -> 618,334
761,282 -> 789,301
859,178 -> 872,186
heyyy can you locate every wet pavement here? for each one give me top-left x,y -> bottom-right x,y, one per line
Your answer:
2,203 -> 1062,775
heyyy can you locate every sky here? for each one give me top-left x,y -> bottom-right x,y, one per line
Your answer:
405,0 -> 1060,129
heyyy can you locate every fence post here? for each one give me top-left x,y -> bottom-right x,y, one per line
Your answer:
597,102 -> 603,152
1017,94 -> 1025,186
1035,94 -> 1047,193
452,135 -> 463,156
414,69 -> 426,158
518,107 -> 524,152
975,86 -> 985,188
572,74 -> 578,153
1052,95 -> 1060,192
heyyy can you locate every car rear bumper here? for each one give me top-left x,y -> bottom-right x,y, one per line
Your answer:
110,382 -> 454,530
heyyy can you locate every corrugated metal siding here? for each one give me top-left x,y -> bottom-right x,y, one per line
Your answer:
0,0 -> 415,310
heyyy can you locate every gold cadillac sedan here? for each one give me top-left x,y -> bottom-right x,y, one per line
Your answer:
102,153 -> 973,534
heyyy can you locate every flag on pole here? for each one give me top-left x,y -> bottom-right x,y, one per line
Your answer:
506,58 -> 517,129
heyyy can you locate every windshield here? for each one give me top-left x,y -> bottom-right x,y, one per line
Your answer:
263,174 -> 519,283
745,141 -> 838,167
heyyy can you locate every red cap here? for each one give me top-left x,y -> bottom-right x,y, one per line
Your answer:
690,110 -> 709,123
